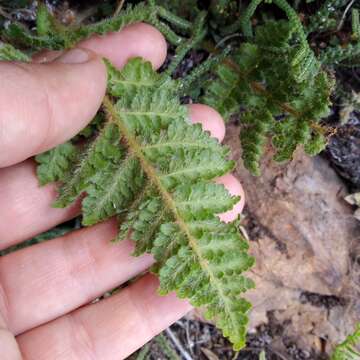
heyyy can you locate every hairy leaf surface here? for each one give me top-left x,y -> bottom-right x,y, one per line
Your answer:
36,57 -> 254,350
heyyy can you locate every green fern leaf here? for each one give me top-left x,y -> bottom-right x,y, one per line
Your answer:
0,42 -> 30,62
36,57 -> 254,350
304,132 -> 327,156
240,110 -> 274,176
106,58 -> 161,97
203,43 -> 260,121
36,142 -> 78,186
54,123 -> 123,208
331,324 -> 360,360
36,3 -> 55,36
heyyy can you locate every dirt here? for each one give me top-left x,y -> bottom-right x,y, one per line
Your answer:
326,111 -> 360,189
224,124 -> 360,359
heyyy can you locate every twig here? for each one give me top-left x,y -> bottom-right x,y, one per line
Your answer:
185,319 -> 194,355
166,328 -> 193,360
114,0 -> 125,18
337,0 -> 356,31
215,33 -> 242,48
175,320 -> 186,329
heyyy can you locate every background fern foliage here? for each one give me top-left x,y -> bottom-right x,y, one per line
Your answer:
331,324 -> 360,360
203,3 -> 334,175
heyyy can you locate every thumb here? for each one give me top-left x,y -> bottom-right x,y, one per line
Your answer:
0,48 -> 107,168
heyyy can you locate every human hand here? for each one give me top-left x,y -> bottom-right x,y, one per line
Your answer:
0,23 -> 245,359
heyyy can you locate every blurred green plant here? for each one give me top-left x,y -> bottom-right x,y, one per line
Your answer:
331,324 -> 360,360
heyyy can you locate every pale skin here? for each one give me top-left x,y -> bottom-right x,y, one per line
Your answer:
0,23 -> 245,359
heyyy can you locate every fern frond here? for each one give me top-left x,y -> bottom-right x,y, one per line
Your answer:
106,58 -> 161,97
36,3 -> 63,37
162,11 -> 207,78
203,19 -> 333,175
156,6 -> 192,30
68,3 -> 156,45
36,57 -> 254,350
240,0 -> 262,38
36,3 -> 52,36
203,43 -> 260,120
82,156 -> 145,226
202,62 -> 242,119
153,333 -> 181,360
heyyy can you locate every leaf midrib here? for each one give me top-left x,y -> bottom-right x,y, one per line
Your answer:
141,140 -> 216,151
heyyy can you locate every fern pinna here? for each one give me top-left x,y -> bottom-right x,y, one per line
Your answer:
36,57 -> 255,350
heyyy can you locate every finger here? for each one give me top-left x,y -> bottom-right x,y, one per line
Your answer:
0,312 -> 22,360
0,220 -> 154,335
0,329 -> 22,360
0,160 -> 80,250
0,23 -> 167,168
0,102 -> 232,249
78,23 -> 167,70
33,23 -> 167,70
0,49 -> 106,168
17,274 -> 191,360
0,173 -> 243,336
187,103 -> 245,217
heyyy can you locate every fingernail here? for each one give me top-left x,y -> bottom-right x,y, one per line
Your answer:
56,48 -> 91,64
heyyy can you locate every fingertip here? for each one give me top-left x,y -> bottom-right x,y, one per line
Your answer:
79,22 -> 167,70
188,104 -> 226,142
216,174 -> 245,222
32,50 -> 62,63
